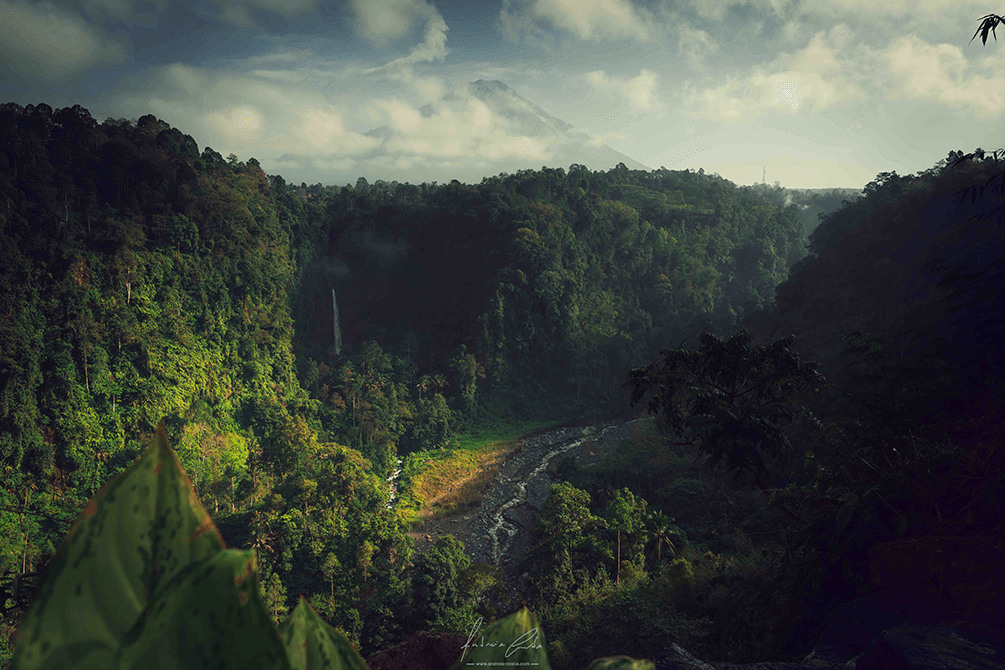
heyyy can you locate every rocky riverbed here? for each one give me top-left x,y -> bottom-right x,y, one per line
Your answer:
406,415 -> 656,598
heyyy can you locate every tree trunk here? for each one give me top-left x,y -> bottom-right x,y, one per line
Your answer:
616,529 -> 621,585
20,486 -> 31,573
83,347 -> 89,392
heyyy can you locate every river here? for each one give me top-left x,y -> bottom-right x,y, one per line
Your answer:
397,416 -> 655,597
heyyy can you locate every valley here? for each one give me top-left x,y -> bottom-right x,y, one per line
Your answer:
405,415 -> 655,597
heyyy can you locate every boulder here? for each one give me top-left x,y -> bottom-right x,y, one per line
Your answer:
653,587 -> 1005,670
365,630 -> 467,670
855,624 -> 1005,670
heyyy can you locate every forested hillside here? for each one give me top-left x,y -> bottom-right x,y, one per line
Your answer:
0,101 -> 808,664
1,101 -> 1002,669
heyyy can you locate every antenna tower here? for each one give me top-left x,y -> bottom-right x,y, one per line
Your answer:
762,165 -> 766,184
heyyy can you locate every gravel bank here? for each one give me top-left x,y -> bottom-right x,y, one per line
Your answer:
407,415 -> 656,598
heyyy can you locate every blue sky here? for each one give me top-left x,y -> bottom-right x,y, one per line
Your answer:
1,0 -> 1002,189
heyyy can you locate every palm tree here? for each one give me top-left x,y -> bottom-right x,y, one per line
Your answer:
595,482 -> 615,508
646,510 -> 677,563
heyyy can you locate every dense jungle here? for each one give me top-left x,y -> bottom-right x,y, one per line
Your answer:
0,101 -> 1002,669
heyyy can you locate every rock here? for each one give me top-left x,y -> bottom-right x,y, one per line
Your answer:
806,588 -> 954,666
653,587 -> 1005,670
366,631 -> 468,670
855,624 -> 1005,670
653,642 -> 717,669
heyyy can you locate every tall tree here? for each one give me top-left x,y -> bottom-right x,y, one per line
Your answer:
603,487 -> 647,584
646,510 -> 677,563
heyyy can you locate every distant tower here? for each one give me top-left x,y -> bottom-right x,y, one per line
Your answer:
762,165 -> 766,184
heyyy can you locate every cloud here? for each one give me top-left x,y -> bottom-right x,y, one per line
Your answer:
209,0 -> 318,29
250,69 -> 304,82
348,0 -> 425,45
264,107 -> 378,154
363,90 -> 558,164
683,23 -> 871,123
206,106 -> 266,146
107,62 -> 378,160
677,22 -> 718,71
361,12 -> 450,78
313,156 -> 356,172
259,158 -> 303,172
877,33 -> 1005,119
587,69 -> 664,114
499,0 -> 659,41
0,0 -> 128,81
502,0 -> 659,41
373,99 -> 423,132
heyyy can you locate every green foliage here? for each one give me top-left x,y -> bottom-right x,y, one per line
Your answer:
661,558 -> 696,605
410,534 -> 471,630
656,479 -> 709,526
522,483 -> 611,606
5,100 -> 1002,670
604,488 -> 647,584
645,510 -> 678,562
8,425 -> 367,670
448,607 -> 549,670
626,330 -> 823,496
538,567 -> 709,669
277,596 -> 368,670
427,602 -> 480,636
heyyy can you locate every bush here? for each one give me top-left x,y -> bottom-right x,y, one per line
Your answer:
428,602 -> 481,636
548,640 -> 573,669
660,558 -> 696,607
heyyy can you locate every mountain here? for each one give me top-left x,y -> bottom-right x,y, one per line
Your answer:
364,79 -> 650,176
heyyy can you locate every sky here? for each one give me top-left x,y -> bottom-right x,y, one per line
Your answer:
2,0 -> 1003,190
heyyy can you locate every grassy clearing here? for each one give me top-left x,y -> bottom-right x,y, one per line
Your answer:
396,416 -> 578,527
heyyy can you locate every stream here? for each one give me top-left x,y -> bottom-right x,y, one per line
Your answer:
396,416 -> 653,597
385,457 -> 403,509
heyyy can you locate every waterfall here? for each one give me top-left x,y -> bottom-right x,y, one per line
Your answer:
332,287 -> 342,356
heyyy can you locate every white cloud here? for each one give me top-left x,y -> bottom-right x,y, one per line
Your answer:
250,69 -> 303,82
210,0 -> 318,29
313,156 -> 356,172
206,106 -> 265,146
411,75 -> 446,101
877,34 -> 1005,119
683,24 -> 871,123
107,62 -> 378,160
374,99 -> 423,132
364,91 -> 558,164
586,68 -> 664,113
259,158 -> 303,171
498,0 -> 655,41
348,0 -> 426,46
677,22 -> 718,71
361,12 -> 450,78
0,0 -> 128,81
264,107 -> 378,154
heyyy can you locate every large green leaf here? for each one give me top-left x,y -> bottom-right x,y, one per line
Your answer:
10,424 -> 284,670
449,607 -> 550,670
277,596 -> 368,670
114,549 -> 289,669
